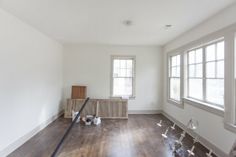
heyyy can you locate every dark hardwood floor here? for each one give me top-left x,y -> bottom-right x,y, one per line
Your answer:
8,114 -> 217,157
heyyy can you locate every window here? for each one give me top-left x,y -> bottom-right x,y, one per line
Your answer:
111,56 -> 135,98
188,48 -> 203,100
187,40 -> 224,107
168,54 -> 181,102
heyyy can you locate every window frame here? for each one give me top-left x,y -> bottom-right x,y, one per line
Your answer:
167,52 -> 184,108
110,55 -> 136,99
186,39 -> 225,108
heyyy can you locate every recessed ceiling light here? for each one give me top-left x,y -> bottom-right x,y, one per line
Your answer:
123,20 -> 133,26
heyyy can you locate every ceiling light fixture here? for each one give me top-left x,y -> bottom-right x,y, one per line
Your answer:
123,20 -> 133,26
165,24 -> 172,30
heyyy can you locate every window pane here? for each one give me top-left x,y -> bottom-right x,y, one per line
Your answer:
113,68 -> 119,77
176,55 -> 180,66
172,56 -> 177,66
113,78 -> 132,96
127,60 -> 133,69
176,66 -> 180,77
120,60 -> 126,68
206,79 -> 224,105
127,69 -> 132,77
188,51 -> 195,64
217,41 -> 224,60
189,79 -> 203,100
189,65 -> 195,77
206,62 -> 216,78
196,48 -> 203,63
206,44 -> 216,61
120,68 -> 126,77
196,64 -> 202,77
114,60 -> 120,69
171,67 -> 177,77
170,78 -> 180,101
217,61 -> 224,78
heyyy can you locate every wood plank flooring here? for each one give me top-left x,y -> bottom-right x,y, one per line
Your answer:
8,114 -> 217,157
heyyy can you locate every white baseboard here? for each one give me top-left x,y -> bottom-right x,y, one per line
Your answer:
128,110 -> 162,114
0,110 -> 64,157
161,111 -> 228,157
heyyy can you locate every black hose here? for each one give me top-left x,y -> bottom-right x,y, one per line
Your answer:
51,97 -> 90,157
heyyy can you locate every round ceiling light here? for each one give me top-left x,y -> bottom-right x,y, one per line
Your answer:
165,24 -> 172,29
123,20 -> 133,26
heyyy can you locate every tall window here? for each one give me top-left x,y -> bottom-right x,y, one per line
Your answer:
169,55 -> 181,102
187,40 -> 224,107
188,48 -> 203,100
111,56 -> 135,98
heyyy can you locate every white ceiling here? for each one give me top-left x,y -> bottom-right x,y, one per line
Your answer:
0,0 -> 235,45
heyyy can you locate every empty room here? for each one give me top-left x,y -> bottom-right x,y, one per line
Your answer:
1,0 -> 236,157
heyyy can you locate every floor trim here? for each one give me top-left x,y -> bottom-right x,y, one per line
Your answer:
128,110 -> 162,114
161,111 -> 228,157
0,110 -> 64,157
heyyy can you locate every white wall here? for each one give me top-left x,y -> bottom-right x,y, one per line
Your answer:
0,9 -> 63,155
165,3 -> 236,53
63,44 -> 163,111
163,3 -> 236,155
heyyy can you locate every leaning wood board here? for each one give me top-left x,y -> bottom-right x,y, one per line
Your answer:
64,99 -> 128,119
71,86 -> 87,99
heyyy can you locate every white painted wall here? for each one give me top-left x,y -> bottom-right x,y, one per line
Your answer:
63,44 -> 163,111
0,9 -> 63,155
165,3 -> 236,52
163,4 -> 236,155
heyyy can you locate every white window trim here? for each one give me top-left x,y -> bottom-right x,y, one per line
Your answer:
224,31 -> 236,130
110,55 -> 136,99
183,97 -> 224,117
224,122 -> 236,133
234,33 -> 236,126
186,39 -> 225,108
167,52 -> 184,108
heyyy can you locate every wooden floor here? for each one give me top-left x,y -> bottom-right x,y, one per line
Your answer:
8,114 -> 217,157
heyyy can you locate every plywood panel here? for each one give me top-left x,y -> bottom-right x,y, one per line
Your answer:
71,86 -> 87,99
64,99 -> 128,119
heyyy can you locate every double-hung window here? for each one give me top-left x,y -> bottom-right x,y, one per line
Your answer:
111,56 -> 135,98
169,54 -> 181,102
187,40 -> 224,107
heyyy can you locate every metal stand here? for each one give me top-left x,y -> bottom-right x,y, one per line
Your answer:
171,123 -> 176,130
187,137 -> 198,156
161,127 -> 169,139
157,120 -> 162,127
156,118 -> 202,156
206,149 -> 213,157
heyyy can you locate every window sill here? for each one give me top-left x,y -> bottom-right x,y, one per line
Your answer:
183,98 -> 224,117
224,122 -> 236,133
167,99 -> 184,109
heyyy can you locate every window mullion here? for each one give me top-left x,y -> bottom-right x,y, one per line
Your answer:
187,53 -> 190,97
215,44 -> 218,78
203,46 -> 207,101
170,57 -> 172,78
